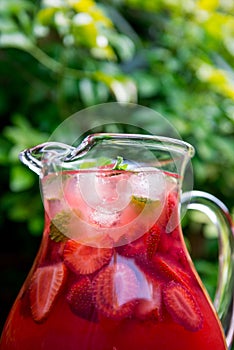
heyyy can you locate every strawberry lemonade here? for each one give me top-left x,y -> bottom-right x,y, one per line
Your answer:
0,165 -> 227,349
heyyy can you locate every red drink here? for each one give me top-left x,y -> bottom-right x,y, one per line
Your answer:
0,169 -> 227,350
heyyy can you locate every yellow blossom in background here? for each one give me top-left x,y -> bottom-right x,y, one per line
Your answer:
197,0 -> 219,11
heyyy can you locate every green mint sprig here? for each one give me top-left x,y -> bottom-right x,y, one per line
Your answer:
49,211 -> 70,242
113,156 -> 128,170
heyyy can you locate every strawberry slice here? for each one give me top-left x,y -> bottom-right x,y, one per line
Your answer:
163,281 -> 203,332
66,276 -> 97,321
40,233 -> 67,266
146,224 -> 161,260
63,239 -> 113,275
154,255 -> 190,286
117,235 -> 146,259
93,263 -> 138,320
158,191 -> 178,230
29,262 -> 66,323
117,224 -> 161,263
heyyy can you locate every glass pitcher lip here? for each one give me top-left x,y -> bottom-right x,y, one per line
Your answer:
18,132 -> 195,176
84,133 -> 195,158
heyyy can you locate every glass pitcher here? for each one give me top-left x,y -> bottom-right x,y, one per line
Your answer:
1,133 -> 234,350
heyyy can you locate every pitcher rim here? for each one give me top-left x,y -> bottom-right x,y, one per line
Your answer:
84,133 -> 195,158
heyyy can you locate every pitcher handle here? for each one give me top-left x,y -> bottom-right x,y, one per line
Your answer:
182,190 -> 234,349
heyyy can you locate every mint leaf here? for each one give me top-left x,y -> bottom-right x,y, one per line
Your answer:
113,156 -> 128,170
49,211 -> 70,242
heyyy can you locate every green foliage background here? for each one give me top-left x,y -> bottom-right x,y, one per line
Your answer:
0,0 -> 234,345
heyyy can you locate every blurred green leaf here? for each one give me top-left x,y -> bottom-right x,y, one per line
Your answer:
3,114 -> 48,151
10,165 -> 35,192
0,33 -> 33,49
0,0 -> 34,14
194,259 -> 218,300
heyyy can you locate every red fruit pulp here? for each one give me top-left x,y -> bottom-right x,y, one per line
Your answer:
0,169 -> 227,350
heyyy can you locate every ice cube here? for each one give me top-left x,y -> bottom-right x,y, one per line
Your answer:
78,171 -> 132,212
91,206 -> 120,227
41,174 -> 64,200
77,172 -> 100,208
130,167 -> 166,201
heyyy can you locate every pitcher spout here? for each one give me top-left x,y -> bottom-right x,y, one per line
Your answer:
19,142 -> 76,176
